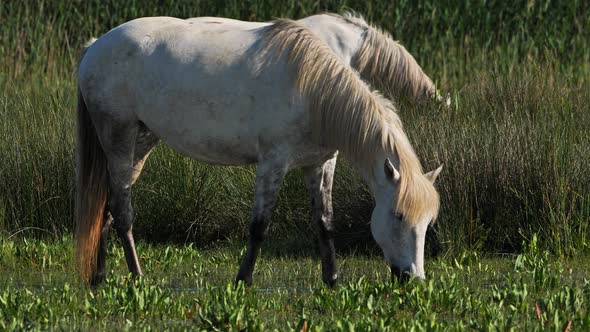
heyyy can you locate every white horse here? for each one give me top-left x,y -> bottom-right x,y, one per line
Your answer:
75,17 -> 442,286
189,13 -> 447,106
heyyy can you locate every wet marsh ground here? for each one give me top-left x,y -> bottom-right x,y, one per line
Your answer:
1,237 -> 589,330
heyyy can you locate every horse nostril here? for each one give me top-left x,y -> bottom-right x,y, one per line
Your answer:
390,265 -> 410,283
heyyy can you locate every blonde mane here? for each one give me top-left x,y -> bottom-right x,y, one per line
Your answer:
338,13 -> 437,103
261,19 -> 440,223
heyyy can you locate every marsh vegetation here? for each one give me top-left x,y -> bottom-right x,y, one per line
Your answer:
0,1 -> 589,329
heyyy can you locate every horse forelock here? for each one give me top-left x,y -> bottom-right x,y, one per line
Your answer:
261,19 -> 439,225
387,117 -> 441,224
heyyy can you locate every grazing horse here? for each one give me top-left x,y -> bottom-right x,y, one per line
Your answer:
75,17 -> 442,286
189,13 -> 447,106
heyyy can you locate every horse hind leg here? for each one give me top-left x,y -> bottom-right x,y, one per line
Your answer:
90,111 -> 145,278
92,123 -> 158,285
92,210 -> 113,285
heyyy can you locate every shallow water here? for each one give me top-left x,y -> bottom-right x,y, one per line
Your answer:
3,240 -> 589,331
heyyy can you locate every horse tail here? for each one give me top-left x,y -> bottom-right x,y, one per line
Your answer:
75,38 -> 108,284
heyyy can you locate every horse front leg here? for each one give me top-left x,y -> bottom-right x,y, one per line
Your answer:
304,154 -> 338,287
236,158 -> 289,286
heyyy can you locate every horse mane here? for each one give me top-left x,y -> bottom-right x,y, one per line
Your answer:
337,13 -> 437,103
260,19 -> 440,223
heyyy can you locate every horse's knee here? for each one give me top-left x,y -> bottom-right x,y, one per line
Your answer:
249,217 -> 269,243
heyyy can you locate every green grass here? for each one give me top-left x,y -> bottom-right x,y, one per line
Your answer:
1,237 -> 589,330
2,1 -> 589,84
1,1 -> 589,255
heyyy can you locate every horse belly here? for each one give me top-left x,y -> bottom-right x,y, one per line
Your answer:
138,99 -> 264,165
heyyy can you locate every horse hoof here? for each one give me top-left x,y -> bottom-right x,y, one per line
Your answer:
90,272 -> 106,287
235,275 -> 253,287
323,273 -> 338,287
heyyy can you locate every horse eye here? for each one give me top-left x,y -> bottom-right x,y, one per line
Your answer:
395,212 -> 403,220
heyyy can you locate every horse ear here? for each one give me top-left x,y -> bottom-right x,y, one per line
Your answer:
424,164 -> 443,183
384,158 -> 401,183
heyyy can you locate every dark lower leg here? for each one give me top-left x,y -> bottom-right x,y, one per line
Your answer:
235,160 -> 287,286
236,218 -> 268,285
110,189 -> 142,277
112,203 -> 142,276
116,226 -> 142,276
91,211 -> 113,286
316,214 -> 337,286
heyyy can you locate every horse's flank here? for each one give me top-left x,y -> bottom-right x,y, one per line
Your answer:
261,20 -> 439,223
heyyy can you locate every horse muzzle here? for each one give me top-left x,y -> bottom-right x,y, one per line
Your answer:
391,264 -> 425,282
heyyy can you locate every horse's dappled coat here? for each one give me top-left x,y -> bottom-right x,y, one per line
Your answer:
75,17 -> 442,286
